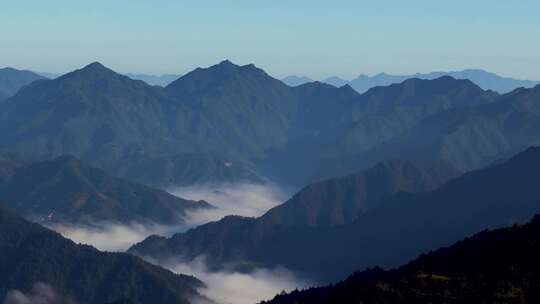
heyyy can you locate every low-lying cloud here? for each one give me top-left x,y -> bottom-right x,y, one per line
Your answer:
3,283 -> 76,304
48,221 -> 184,252
154,257 -> 311,304
48,183 -> 289,252
44,183 -> 306,304
170,183 -> 288,226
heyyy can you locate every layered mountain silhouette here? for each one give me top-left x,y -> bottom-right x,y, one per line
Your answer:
284,69 -> 538,93
0,61 -> 290,187
264,76 -> 496,185
349,83 -> 540,171
130,147 -> 540,282
0,67 -> 45,101
2,60 -> 540,189
263,213 -> 540,304
321,76 -> 349,87
281,75 -> 313,87
0,154 -> 212,225
0,203 -> 205,304
318,69 -> 539,94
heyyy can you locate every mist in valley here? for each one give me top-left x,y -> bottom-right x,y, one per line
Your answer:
45,182 -> 305,304
169,182 -> 289,225
156,256 -> 311,304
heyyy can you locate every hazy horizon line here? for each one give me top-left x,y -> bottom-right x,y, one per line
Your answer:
3,60 -> 539,83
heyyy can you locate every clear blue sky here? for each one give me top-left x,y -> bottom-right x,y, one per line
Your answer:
1,0 -> 539,80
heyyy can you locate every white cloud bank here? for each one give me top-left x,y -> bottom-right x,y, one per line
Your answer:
170,182 -> 288,226
49,183 -> 289,252
160,257 -> 310,304
48,221 -> 184,252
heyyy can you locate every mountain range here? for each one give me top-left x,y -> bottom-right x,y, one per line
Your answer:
0,203 -> 207,304
0,153 -> 212,225
283,69 -> 539,94
0,61 -> 292,187
2,61 -> 540,190
130,147 -> 540,282
0,67 -> 45,101
1,59 -> 540,303
263,212 -> 540,304
0,61 -> 540,192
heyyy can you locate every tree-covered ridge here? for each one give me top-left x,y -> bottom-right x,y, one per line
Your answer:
263,213 -> 540,304
0,203 -> 204,304
0,154 -> 212,225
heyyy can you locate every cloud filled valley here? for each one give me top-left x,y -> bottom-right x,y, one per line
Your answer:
43,182 -> 304,304
169,182 -> 289,224
164,257 -> 310,304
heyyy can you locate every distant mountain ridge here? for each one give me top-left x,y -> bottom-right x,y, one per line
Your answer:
1,60 -> 540,189
283,69 -> 538,94
346,69 -> 539,94
0,67 -> 45,100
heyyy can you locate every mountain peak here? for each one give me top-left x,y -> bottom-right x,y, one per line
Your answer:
218,59 -> 234,66
56,62 -> 124,84
399,75 -> 482,91
80,61 -> 114,74
339,83 -> 357,93
165,60 -> 278,96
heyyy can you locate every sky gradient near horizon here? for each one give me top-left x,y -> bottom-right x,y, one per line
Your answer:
1,0 -> 539,80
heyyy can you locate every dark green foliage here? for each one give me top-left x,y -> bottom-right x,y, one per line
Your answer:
263,214 -> 540,304
131,147 -> 540,282
0,204 -> 203,304
0,154 -> 212,225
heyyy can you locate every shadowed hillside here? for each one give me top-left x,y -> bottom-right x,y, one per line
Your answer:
263,213 -> 540,304
0,203 -> 206,304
